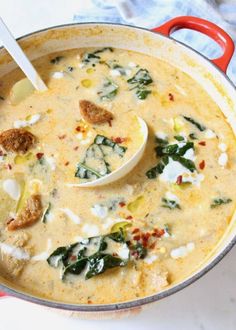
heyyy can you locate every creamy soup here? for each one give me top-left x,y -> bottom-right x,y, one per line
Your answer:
0,47 -> 235,304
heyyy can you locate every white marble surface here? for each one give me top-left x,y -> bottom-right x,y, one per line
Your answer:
0,1 -> 236,329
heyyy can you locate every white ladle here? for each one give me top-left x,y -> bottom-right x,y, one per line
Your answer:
0,16 -> 47,91
67,117 -> 148,188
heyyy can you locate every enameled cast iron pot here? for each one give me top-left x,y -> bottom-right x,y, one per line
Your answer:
0,16 -> 236,318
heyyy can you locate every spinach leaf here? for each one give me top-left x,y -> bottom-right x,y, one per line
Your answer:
155,142 -> 194,157
50,56 -> 64,64
130,242 -> 147,259
82,47 -> 113,65
127,69 -> 153,86
47,229 -> 129,280
94,135 -> 127,157
161,198 -> 181,210
75,135 -> 127,181
75,162 -> 105,179
211,197 -> 232,208
146,156 -> 169,179
155,136 -> 169,146
189,133 -> 198,140
183,116 -> 206,132
136,89 -> 151,100
171,154 -> 196,172
174,135 -> 185,141
127,68 -> 153,100
98,78 -> 118,101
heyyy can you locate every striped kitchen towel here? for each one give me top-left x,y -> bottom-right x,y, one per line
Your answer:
73,0 -> 236,84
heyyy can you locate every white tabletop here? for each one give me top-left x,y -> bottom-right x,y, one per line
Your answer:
0,1 -> 236,329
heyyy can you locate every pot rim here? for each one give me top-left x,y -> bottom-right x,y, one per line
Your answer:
0,21 -> 235,312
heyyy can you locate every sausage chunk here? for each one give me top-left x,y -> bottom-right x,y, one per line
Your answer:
7,194 -> 42,231
80,100 -> 113,124
0,128 -> 36,154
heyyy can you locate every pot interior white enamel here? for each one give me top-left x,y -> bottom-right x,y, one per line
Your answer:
0,23 -> 236,312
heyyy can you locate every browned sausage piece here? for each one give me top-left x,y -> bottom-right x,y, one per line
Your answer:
79,100 -> 113,124
7,195 -> 43,231
0,128 -> 36,154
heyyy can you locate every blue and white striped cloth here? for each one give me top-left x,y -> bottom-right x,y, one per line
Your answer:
73,0 -> 236,84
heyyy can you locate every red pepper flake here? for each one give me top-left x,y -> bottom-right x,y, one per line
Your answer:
70,255 -> 77,261
126,215 -> 133,220
198,141 -> 206,146
168,93 -> 174,101
149,242 -> 156,249
133,235 -> 141,241
141,232 -> 151,244
176,175 -> 182,185
152,228 -> 165,238
58,134 -> 66,140
119,201 -> 126,207
36,152 -> 44,160
74,146 -> 79,151
64,161 -> 70,166
7,164 -> 12,170
199,160 -> 205,170
112,252 -> 118,257
87,300 -> 93,304
108,120 -> 112,127
132,228 -> 140,234
112,137 -> 126,144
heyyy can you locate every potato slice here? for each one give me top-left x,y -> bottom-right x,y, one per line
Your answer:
10,78 -> 35,105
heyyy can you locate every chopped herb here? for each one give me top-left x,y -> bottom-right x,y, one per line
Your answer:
183,116 -> 206,132
82,47 -> 113,65
50,56 -> 64,64
189,133 -> 198,140
174,135 -> 185,141
67,66 -> 74,72
47,229 -> 129,280
130,242 -> 147,259
98,78 -> 118,101
127,68 -> 153,100
42,203 -> 51,223
136,89 -> 151,100
161,198 -> 181,210
211,197 -> 232,208
155,137 -> 169,145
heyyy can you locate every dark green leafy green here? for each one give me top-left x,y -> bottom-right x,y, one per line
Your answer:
189,133 -> 198,140
127,68 -> 153,100
98,78 -> 118,101
161,198 -> 181,210
183,116 -> 206,132
130,242 -> 147,259
47,229 -> 129,280
75,135 -> 127,180
174,135 -> 185,141
82,47 -> 113,65
211,197 -> 232,208
50,56 -> 64,64
146,155 -> 169,179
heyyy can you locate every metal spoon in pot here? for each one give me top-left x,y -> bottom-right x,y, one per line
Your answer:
67,117 -> 148,188
0,16 -> 47,91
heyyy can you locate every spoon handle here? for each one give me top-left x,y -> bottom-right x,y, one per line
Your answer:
0,16 -> 47,91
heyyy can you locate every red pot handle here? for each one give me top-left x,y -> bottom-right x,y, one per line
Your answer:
152,16 -> 235,73
0,291 -> 7,298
